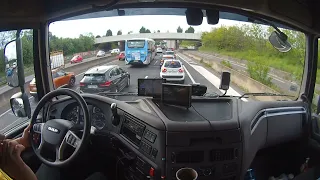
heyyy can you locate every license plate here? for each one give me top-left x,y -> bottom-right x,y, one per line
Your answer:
88,85 -> 98,88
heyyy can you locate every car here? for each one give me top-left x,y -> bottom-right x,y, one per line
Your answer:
159,54 -> 175,68
164,50 -> 176,58
156,47 -> 163,53
29,69 -> 75,98
70,55 -> 83,64
167,48 -> 175,51
111,48 -> 120,55
80,65 -> 130,93
96,50 -> 106,57
118,51 -> 125,60
160,60 -> 185,83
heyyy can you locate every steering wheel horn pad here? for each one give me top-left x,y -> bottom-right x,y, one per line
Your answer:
42,119 -> 73,146
30,88 -> 90,167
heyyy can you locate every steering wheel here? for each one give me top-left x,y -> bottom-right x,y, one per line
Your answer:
30,88 -> 90,167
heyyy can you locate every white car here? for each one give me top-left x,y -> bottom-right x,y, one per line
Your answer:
111,48 -> 120,55
96,50 -> 106,57
160,60 -> 185,83
156,47 -> 163,53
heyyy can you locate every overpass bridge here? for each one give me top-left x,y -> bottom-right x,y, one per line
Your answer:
94,33 -> 201,44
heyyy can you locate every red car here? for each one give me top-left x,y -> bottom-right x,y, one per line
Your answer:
118,52 -> 125,61
70,55 -> 83,64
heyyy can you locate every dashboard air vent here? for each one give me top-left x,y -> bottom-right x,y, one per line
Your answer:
210,148 -> 236,161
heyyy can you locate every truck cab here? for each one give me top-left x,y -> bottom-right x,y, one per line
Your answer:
1,1 -> 320,180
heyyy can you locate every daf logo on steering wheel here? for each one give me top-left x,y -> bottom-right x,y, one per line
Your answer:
48,126 -> 60,133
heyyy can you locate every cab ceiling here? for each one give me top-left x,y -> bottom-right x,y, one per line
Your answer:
0,0 -> 319,34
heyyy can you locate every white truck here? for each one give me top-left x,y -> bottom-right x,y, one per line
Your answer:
50,51 -> 65,69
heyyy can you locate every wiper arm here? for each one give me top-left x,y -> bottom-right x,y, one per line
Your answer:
98,91 -> 138,96
239,92 -> 294,99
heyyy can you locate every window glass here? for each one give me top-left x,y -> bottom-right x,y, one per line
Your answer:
164,61 -> 181,68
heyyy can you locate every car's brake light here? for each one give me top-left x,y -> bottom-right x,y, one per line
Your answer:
80,82 -> 85,87
162,68 -> 167,73
178,68 -> 184,73
100,81 -> 112,87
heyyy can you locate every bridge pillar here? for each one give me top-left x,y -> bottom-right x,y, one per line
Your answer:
119,41 -> 125,51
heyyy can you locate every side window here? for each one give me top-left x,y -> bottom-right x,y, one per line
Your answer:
57,71 -> 65,77
52,72 -> 59,79
114,68 -> 121,76
109,69 -> 116,77
119,68 -> 125,74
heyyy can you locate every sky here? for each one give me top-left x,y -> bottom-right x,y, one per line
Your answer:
49,15 -> 243,38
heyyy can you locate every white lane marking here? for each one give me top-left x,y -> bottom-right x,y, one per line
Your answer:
145,76 -> 148,79
178,54 -> 248,102
0,109 -> 12,118
154,60 -> 158,65
183,65 -> 196,84
76,72 -> 85,77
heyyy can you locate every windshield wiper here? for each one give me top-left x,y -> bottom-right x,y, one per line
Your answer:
97,91 -> 138,96
239,92 -> 294,99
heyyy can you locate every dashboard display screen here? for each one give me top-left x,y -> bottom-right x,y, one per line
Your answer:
162,83 -> 192,108
138,78 -> 166,97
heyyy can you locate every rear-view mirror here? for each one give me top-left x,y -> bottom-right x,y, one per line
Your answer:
4,40 -> 19,87
269,31 -> 292,52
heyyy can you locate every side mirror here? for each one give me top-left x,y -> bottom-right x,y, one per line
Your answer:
4,40 -> 19,87
10,92 -> 30,117
219,72 -> 230,91
269,31 -> 292,52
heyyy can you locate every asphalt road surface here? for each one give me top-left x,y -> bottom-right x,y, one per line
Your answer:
0,53 -> 244,134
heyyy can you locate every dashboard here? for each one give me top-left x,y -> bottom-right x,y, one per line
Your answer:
47,94 -> 308,180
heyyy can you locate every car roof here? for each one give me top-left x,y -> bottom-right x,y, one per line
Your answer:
165,51 -> 174,53
163,55 -> 174,57
85,65 -> 117,74
163,59 -> 180,62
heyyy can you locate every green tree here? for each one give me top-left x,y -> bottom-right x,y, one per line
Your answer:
95,35 -> 101,38
185,26 -> 195,33
106,29 -> 112,36
139,26 -> 146,33
157,30 -> 160,33
177,26 -> 183,33
117,30 -> 122,35
145,29 -> 151,33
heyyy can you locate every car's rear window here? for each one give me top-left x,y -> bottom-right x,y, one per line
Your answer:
165,52 -> 174,55
164,61 -> 181,68
83,74 -> 106,82
71,56 -> 78,60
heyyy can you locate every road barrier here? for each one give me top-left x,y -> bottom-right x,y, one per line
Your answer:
182,51 -> 291,101
0,55 -> 116,110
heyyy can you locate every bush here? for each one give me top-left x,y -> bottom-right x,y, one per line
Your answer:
247,62 -> 273,86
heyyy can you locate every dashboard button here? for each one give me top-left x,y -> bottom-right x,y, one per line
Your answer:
151,148 -> 158,158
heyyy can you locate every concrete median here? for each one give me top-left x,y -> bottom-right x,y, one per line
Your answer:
183,52 -> 290,101
0,55 -> 118,112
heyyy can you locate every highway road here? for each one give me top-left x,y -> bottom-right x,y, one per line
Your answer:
186,51 -> 301,94
0,52 -> 244,134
